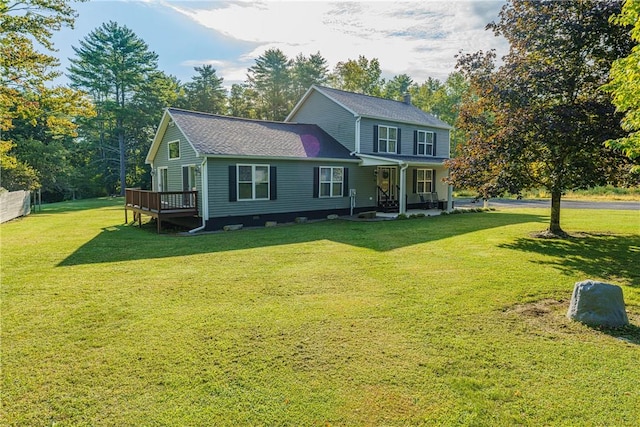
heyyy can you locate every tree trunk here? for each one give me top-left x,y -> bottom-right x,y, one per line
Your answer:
118,124 -> 126,197
549,189 -> 564,236
118,87 -> 126,197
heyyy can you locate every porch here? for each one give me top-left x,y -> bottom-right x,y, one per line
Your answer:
357,154 -> 452,215
124,188 -> 199,233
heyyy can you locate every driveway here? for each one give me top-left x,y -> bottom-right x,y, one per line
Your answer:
454,198 -> 640,211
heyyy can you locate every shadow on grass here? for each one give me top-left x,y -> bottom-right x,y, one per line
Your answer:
596,324 -> 640,345
500,232 -> 640,287
58,211 -> 546,266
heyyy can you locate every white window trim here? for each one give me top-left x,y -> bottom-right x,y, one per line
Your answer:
237,164 -> 270,201
168,140 -> 180,160
319,166 -> 344,198
378,125 -> 398,154
417,130 -> 434,156
416,168 -> 434,194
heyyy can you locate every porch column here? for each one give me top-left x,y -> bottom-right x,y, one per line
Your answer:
399,163 -> 408,214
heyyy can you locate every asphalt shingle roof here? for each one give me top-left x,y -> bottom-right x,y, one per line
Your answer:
314,85 -> 453,129
168,108 -> 354,160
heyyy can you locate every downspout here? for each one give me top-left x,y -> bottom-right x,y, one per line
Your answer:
189,157 -> 208,234
399,161 -> 408,215
354,116 -> 361,154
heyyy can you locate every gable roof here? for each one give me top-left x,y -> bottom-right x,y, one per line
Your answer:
146,108 -> 356,164
287,85 -> 453,130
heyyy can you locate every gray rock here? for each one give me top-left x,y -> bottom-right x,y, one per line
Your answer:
294,216 -> 308,223
223,224 -> 243,231
567,280 -> 629,327
327,214 -> 339,220
265,221 -> 277,227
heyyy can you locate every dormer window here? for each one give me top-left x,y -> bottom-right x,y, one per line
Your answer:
377,125 -> 398,154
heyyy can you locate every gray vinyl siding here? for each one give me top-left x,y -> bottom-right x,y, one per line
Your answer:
205,158 -> 375,219
150,125 -> 203,214
288,91 -> 356,151
360,118 -> 449,158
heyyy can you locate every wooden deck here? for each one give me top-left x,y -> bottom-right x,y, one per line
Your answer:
124,188 -> 198,233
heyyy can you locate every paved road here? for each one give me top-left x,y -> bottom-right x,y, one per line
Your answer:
454,198 -> 640,211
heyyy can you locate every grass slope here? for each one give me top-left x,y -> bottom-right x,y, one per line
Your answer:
2,198 -> 639,426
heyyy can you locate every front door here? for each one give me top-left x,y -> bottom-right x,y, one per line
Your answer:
377,166 -> 397,204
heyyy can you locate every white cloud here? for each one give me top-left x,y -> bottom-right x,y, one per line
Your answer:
164,0 -> 508,84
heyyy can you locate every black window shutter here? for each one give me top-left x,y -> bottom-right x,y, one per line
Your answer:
397,128 -> 401,154
313,167 -> 319,198
412,169 -> 418,193
373,125 -> 378,153
342,167 -> 349,197
432,170 -> 436,193
413,130 -> 418,155
270,166 -> 277,200
433,132 -> 437,156
229,165 -> 237,202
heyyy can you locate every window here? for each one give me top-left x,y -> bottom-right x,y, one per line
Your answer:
168,140 -> 180,160
416,169 -> 433,193
237,164 -> 270,200
319,167 -> 344,197
183,165 -> 196,191
417,131 -> 434,156
158,167 -> 168,192
378,125 -> 398,153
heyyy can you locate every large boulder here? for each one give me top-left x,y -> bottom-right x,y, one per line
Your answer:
567,280 -> 629,327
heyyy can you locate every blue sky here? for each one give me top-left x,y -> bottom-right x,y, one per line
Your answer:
51,0 -> 508,89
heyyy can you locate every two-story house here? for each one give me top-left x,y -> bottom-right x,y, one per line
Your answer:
133,85 -> 452,232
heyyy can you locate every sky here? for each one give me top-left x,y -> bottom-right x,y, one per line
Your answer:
51,0 -> 509,89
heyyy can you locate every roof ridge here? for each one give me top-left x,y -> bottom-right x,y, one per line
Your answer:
314,85 -> 408,106
167,107 -> 307,126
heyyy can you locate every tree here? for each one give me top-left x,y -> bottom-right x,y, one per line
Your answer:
291,52 -> 329,100
448,0 -> 633,235
227,83 -> 258,118
409,77 -> 443,113
1,0 -> 93,193
180,65 -> 226,114
446,51 -> 517,202
330,56 -> 384,96
601,0 -> 640,169
69,21 -> 162,195
247,48 -> 292,121
0,0 -> 77,129
382,74 -> 414,101
8,86 -> 95,197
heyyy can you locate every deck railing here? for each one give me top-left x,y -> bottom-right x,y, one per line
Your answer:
125,188 -> 198,213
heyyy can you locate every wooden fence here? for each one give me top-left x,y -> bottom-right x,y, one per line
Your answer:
0,190 -> 31,223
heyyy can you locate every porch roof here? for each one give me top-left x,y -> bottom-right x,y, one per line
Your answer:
357,153 -> 449,167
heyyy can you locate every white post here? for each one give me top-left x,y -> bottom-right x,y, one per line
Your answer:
399,163 -> 408,214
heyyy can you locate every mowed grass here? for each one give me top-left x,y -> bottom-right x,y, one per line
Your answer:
2,198 -> 639,426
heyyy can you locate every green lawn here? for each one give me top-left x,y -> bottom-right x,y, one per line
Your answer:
2,198 -> 639,426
